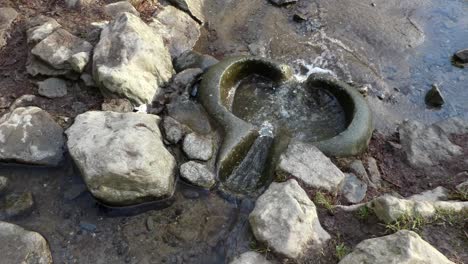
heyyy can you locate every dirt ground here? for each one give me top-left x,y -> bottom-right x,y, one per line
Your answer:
0,0 -> 467,264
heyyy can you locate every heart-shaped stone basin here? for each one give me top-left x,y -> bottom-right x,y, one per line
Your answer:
199,56 -> 373,181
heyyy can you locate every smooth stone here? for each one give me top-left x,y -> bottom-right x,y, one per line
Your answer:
408,186 -> 449,202
37,78 -> 68,98
104,1 -> 139,18
182,133 -> 213,161
31,28 -> 92,72
454,48 -> 468,63
66,111 -> 176,206
173,50 -> 219,72
425,84 -> 444,107
150,6 -> 201,58
101,98 -> 134,113
163,116 -> 185,144
170,68 -> 203,93
26,15 -> 61,44
0,7 -> 18,49
179,161 -> 216,189
0,221 -> 52,264
166,97 -> 212,135
0,176 -> 8,195
93,13 -> 174,104
249,179 -> 330,259
341,173 -> 367,204
8,94 -> 39,111
277,141 -> 345,193
0,107 -> 65,166
399,120 -> 463,168
339,230 -> 454,264
80,221 -> 97,232
230,251 -> 271,264
166,0 -> 205,23
349,159 -> 375,188
366,157 -> 382,188
0,192 -> 34,219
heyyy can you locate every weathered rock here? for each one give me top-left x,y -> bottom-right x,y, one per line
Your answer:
349,159 -> 375,188
0,107 -> 64,166
399,120 -> 463,168
339,230 -> 454,264
80,73 -> 96,87
167,0 -> 205,23
26,55 -> 70,77
366,157 -> 382,187
104,1 -> 139,18
173,50 -> 219,72
269,0 -> 298,6
433,117 -> 468,135
150,6 -> 201,58
69,51 -> 90,73
277,141 -> 345,193
230,251 -> 271,264
8,95 -> 39,111
163,116 -> 185,144
182,133 -> 213,161
93,12 -> 174,104
0,192 -> 34,219
0,7 -> 18,49
101,98 -> 134,113
63,183 -> 87,201
66,111 -> 176,205
170,68 -> 203,93
249,179 -> 330,259
37,78 -> 68,98
341,173 -> 367,204
409,186 -> 449,202
26,15 -> 61,44
65,0 -> 93,8
425,84 -> 444,107
31,28 -> 92,72
454,48 -> 468,63
368,194 -> 468,223
0,176 -> 8,195
180,161 -> 216,189
456,179 -> 468,193
0,221 -> 52,264
0,97 -> 9,109
167,97 -> 212,134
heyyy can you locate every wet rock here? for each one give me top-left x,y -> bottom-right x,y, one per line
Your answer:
230,251 -> 271,264
341,173 -> 367,204
454,48 -> 468,63
65,0 -> 93,8
368,194 -> 468,223
104,1 -> 139,18
101,98 -> 134,113
63,183 -> 87,201
163,116 -> 185,144
0,176 -> 8,195
170,68 -> 203,93
167,0 -> 205,23
339,230 -> 454,264
0,192 -> 34,219
93,13 -> 174,104
167,97 -> 212,134
0,107 -> 65,166
409,186 -> 449,202
26,15 -> 61,44
31,28 -> 92,73
269,0 -> 297,6
66,111 -> 176,206
249,179 -> 330,259
399,120 -> 463,168
80,221 -> 97,232
0,7 -> 18,49
182,189 -> 200,199
0,221 -> 52,264
277,141 -> 345,193
173,50 -> 219,72
366,157 -> 382,188
37,78 -> 68,98
293,13 -> 307,22
150,6 -> 201,58
180,161 -> 216,189
182,133 -> 213,161
425,84 -> 444,107
225,135 -> 274,194
349,159 -> 374,188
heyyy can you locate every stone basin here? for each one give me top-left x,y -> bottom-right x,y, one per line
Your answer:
199,56 -> 373,185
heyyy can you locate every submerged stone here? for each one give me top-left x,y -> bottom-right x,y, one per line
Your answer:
425,84 -> 444,107
180,161 -> 216,189
0,192 -> 34,219
182,133 -> 213,161
454,48 -> 468,63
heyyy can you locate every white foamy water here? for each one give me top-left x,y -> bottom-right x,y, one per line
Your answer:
292,59 -> 336,82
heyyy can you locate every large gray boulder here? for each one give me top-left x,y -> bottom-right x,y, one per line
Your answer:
0,221 -> 52,264
276,141 -> 345,193
339,230 -> 454,264
399,120 -> 463,168
31,28 -> 92,73
249,179 -> 330,259
93,12 -> 174,104
0,107 -> 64,166
150,6 -> 201,58
0,7 -> 18,49
66,111 -> 176,206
